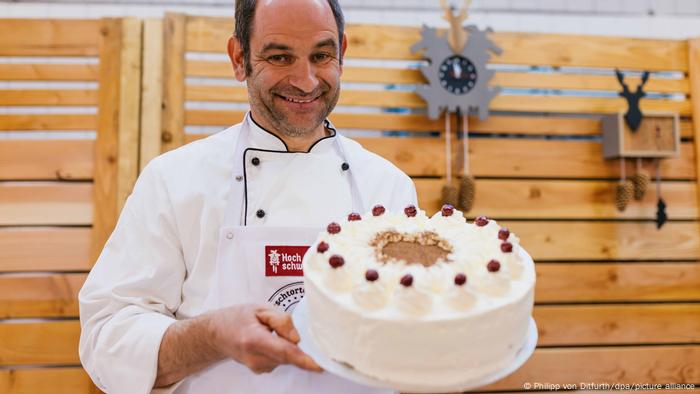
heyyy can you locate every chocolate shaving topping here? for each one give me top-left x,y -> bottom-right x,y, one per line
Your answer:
370,230 -> 453,267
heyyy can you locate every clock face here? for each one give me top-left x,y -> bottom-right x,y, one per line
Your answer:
438,55 -> 478,95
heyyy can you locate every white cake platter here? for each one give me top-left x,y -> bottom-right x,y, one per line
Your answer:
292,299 -> 538,393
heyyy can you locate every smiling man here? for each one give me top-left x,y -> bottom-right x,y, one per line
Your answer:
78,0 -> 416,393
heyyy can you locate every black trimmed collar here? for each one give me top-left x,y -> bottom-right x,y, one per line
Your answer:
248,112 -> 337,153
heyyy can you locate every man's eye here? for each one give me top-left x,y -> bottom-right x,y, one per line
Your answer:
268,55 -> 292,65
313,53 -> 333,63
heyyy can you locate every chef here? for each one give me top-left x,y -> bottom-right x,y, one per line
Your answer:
78,0 -> 417,393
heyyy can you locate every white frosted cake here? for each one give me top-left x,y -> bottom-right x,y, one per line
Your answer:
302,204 -> 535,388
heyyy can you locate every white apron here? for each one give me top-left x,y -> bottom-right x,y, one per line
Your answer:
175,119 -> 394,394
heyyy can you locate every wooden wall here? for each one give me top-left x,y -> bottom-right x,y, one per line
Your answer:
1,13 -> 699,394
0,18 -> 140,394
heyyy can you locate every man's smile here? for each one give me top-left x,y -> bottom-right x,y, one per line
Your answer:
276,93 -> 321,104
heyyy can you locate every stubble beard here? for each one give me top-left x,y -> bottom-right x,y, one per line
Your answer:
247,79 -> 340,139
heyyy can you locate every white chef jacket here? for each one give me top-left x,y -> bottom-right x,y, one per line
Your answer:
79,114 -> 418,394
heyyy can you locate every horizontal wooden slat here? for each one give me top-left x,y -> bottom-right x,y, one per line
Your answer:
0,182 -> 92,225
492,72 -> 689,94
0,64 -> 99,81
0,114 -> 96,131
414,179 -> 697,219
536,263 -> 700,302
346,25 -> 690,72
0,321 -> 80,365
185,84 -> 247,102
184,15 -> 232,53
0,274 -> 84,318
491,32 -> 689,72
0,367 -> 97,394
2,263 -> 699,318
0,90 -> 98,106
186,61 -> 689,94
0,140 -> 93,181
358,137 -> 695,179
481,345 -> 700,391
0,228 -> 91,272
506,221 -> 700,261
0,19 -> 100,56
185,85 -> 691,115
491,95 -> 691,115
535,304 -> 700,345
185,110 -> 695,138
184,135 -> 695,179
185,19 -> 689,72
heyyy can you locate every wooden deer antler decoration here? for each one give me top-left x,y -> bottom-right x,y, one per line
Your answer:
439,0 -> 472,53
615,69 -> 650,132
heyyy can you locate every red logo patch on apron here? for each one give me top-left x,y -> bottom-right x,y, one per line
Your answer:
265,246 -> 309,276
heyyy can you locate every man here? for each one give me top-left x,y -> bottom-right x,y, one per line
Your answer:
79,0 -> 417,393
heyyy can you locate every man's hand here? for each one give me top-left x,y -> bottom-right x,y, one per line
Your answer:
155,303 -> 321,388
210,304 -> 323,374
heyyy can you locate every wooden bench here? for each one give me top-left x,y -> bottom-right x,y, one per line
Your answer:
0,17 -> 141,394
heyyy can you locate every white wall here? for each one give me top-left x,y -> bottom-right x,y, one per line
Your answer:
1,0 -> 700,39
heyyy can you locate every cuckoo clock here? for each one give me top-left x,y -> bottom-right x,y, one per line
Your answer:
604,69 -> 679,229
410,1 -> 501,120
409,0 -> 501,213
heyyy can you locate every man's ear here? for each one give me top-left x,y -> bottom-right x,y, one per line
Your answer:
227,36 -> 247,81
339,33 -> 348,75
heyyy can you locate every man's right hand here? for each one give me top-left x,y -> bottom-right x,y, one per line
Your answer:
208,304 -> 323,374
155,303 -> 322,388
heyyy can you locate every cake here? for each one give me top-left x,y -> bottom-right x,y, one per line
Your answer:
302,204 -> 536,389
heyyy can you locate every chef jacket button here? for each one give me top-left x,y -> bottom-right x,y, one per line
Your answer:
341,162 -> 350,171
226,232 -> 234,240
235,175 -> 243,182
256,209 -> 265,218
252,157 -> 260,166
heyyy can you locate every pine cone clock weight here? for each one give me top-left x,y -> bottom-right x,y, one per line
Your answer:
615,180 -> 634,212
630,170 -> 650,200
458,175 -> 476,212
441,184 -> 459,207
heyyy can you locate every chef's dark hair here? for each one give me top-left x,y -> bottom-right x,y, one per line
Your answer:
235,0 -> 345,76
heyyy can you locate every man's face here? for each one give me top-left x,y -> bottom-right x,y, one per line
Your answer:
237,0 -> 346,138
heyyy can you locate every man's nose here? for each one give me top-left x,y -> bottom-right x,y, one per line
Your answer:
288,59 -> 319,94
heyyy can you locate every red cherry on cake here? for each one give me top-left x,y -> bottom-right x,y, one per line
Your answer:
317,241 -> 329,253
501,242 -> 513,253
348,213 -> 362,221
372,205 -> 386,216
441,204 -> 454,217
498,228 -> 510,241
329,255 -> 345,268
400,274 -> 413,287
365,269 -> 379,282
487,259 -> 501,272
474,216 -> 489,226
454,273 -> 467,286
404,205 -> 417,217
327,222 -> 341,234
